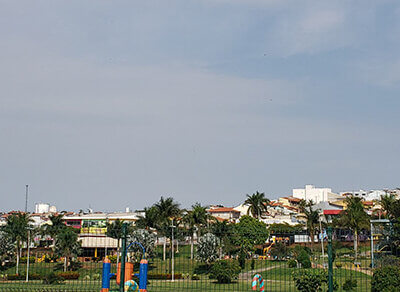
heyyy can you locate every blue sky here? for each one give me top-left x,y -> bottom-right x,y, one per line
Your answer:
1,0 -> 399,212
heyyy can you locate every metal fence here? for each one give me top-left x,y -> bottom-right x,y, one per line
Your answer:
0,225 -> 389,292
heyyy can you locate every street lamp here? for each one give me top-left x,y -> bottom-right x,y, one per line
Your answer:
171,219 -> 176,282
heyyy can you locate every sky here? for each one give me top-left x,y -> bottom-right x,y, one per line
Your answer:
1,0 -> 400,212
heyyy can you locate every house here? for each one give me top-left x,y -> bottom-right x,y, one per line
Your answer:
207,207 -> 241,222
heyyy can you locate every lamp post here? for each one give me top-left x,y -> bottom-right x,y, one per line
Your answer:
171,219 -> 176,282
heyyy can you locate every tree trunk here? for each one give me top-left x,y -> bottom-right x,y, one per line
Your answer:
354,229 -> 358,261
190,237 -> 194,260
64,256 -> 67,272
16,245 -> 20,275
176,240 -> 179,253
163,239 -> 166,261
116,239 -> 120,269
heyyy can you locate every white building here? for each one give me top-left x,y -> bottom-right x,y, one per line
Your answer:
339,189 -> 396,201
293,185 -> 337,204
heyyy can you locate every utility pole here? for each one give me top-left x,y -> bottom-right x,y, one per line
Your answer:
171,219 -> 176,282
319,217 -> 325,267
25,185 -> 29,213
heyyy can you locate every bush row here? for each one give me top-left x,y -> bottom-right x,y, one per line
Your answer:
5,271 -> 80,281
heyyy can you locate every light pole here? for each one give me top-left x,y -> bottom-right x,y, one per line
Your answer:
171,219 -> 176,282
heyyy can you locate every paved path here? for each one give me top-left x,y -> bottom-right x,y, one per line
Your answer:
239,266 -> 275,280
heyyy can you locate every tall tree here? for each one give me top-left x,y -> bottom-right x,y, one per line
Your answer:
41,214 -> 66,246
106,219 -> 125,267
54,227 -> 81,271
153,196 -> 181,262
135,206 -> 160,230
183,203 -> 213,259
244,191 -> 270,219
337,196 -> 369,261
3,213 -> 33,274
298,200 -> 320,249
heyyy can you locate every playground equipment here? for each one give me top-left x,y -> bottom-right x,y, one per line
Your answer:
259,236 -> 276,260
101,241 -> 148,292
252,274 -> 265,291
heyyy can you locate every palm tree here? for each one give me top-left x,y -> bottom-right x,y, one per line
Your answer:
183,203 -> 213,259
380,193 -> 400,219
153,196 -> 181,261
3,213 -> 33,274
41,214 -> 66,247
135,206 -> 160,230
54,227 -> 81,271
338,196 -> 369,261
244,191 -> 270,219
298,200 -> 320,249
106,219 -> 124,267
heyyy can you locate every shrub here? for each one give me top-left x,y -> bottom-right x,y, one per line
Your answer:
209,260 -> 241,284
296,250 -> 311,268
93,273 -> 100,280
292,269 -> 327,292
19,256 -> 36,263
57,271 -> 80,280
147,273 -> 183,280
251,258 -> 255,270
343,279 -> 357,291
372,266 -> 400,292
6,274 -> 25,280
335,262 -> 342,269
108,255 -> 118,263
42,272 -> 64,285
191,274 -> 200,280
287,259 -> 297,268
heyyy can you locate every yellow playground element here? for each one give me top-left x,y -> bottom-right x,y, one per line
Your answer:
259,237 -> 276,260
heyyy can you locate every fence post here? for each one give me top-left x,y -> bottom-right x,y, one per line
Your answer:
119,223 -> 128,292
327,227 -> 333,292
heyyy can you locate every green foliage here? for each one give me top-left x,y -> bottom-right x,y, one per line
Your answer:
292,269 -> 328,292
298,200 -> 320,247
191,274 -> 200,280
251,258 -> 255,270
196,233 -> 220,264
19,256 -> 35,263
343,278 -> 357,291
296,249 -> 311,268
129,229 -> 157,259
372,266 -> 400,292
57,271 -> 80,280
42,272 -> 64,285
54,227 -> 81,271
244,191 -> 270,219
0,231 -> 14,263
287,259 -> 297,268
269,223 -> 304,233
270,242 -> 289,260
233,216 -> 269,251
238,249 -> 246,269
209,260 -> 241,284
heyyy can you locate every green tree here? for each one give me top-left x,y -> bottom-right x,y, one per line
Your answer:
209,260 -> 241,284
233,216 -> 269,252
135,206 -> 160,230
54,227 -> 81,271
41,214 -> 66,246
153,197 -> 181,261
184,203 -> 213,259
299,200 -> 320,249
129,229 -> 157,259
0,231 -> 14,267
244,191 -> 270,219
3,213 -> 33,274
337,196 -> 369,261
211,220 -> 235,257
196,233 -> 220,265
106,219 -> 125,267
270,242 -> 289,260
